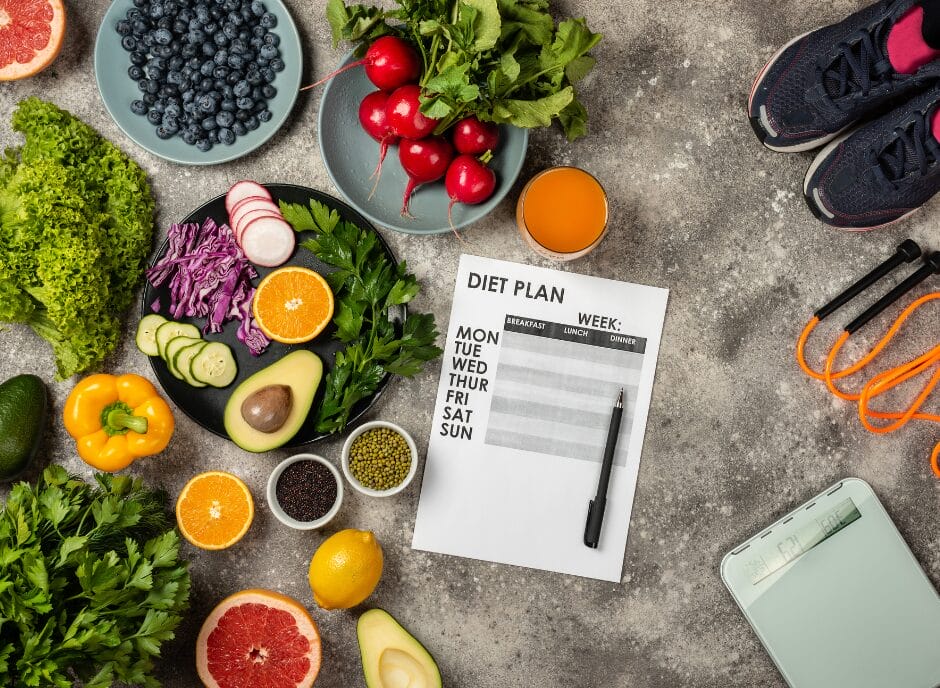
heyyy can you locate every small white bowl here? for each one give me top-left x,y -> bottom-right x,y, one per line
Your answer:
341,421 -> 418,497
266,453 -> 343,530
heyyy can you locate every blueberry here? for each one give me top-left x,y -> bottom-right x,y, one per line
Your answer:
148,56 -> 167,70
237,28 -> 250,42
249,36 -> 263,50
251,25 -> 265,38
232,121 -> 247,136
261,84 -> 276,99
219,83 -> 234,99
213,65 -> 229,79
213,49 -> 228,66
187,122 -> 202,136
187,56 -> 201,70
130,50 -> 148,65
222,22 -> 238,40
162,116 -> 180,133
121,36 -> 137,51
214,32 -> 229,48
246,70 -> 262,86
269,57 -> 284,72
223,0 -> 238,11
145,64 -> 164,80
147,109 -> 163,125
137,78 -> 149,92
260,67 -> 275,83
168,54 -> 184,70
147,79 -> 161,94
256,44 -> 275,61
181,130 -> 198,145
251,86 -> 263,100
215,110 -> 235,127
256,108 -> 272,123
116,19 -> 132,35
178,8 -> 194,23
132,0 -> 147,7
143,92 -> 158,105
157,16 -> 174,30
226,72 -> 241,85
245,115 -> 259,130
250,1 -> 264,16
128,65 -> 144,80
202,42 -> 217,57
130,99 -> 148,115
204,20 -> 219,33
199,76 -> 214,91
233,79 -> 250,97
260,12 -> 276,28
195,4 -> 210,22
181,43 -> 198,58
155,43 -> 175,58
127,8 -> 144,21
198,94 -> 218,113
229,38 -> 246,53
208,129 -> 220,144
173,19 -> 188,34
236,96 -> 254,110
154,125 -> 171,140
196,138 -> 213,152
200,60 -> 215,76
165,102 -> 182,117
159,84 -> 179,98
220,98 -> 236,112
216,127 -> 235,145
201,115 -> 218,130
235,108 -> 249,122
262,32 -> 279,47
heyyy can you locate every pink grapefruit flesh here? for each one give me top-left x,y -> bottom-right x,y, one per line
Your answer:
0,0 -> 66,81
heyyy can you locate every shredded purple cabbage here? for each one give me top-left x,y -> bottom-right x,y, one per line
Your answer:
146,218 -> 270,356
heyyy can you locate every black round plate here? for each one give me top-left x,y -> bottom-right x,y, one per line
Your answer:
141,184 -> 396,446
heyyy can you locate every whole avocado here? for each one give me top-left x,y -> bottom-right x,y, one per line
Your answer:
0,374 -> 47,481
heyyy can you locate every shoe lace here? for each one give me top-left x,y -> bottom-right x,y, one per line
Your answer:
871,111 -> 940,189
821,19 -> 894,103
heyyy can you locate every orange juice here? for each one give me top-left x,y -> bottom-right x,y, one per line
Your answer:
516,167 -> 608,261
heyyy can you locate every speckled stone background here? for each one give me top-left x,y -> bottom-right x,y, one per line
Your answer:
2,1 -> 939,686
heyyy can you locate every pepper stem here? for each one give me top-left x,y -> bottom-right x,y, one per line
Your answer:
101,401 -> 149,436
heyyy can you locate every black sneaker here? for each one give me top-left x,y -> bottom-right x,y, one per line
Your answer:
749,0 -> 940,152
804,88 -> 940,229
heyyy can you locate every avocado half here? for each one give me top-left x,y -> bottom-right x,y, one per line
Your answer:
357,609 -> 442,688
223,350 -> 323,452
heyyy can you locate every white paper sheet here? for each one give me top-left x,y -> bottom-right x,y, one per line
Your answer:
412,255 -> 669,581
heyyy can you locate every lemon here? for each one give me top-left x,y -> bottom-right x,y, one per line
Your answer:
309,529 -> 384,610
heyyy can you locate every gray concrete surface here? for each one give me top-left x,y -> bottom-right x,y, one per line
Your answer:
2,0 -> 940,686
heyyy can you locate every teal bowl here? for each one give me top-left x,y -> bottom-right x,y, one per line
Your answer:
94,0 -> 302,165
318,54 -> 528,235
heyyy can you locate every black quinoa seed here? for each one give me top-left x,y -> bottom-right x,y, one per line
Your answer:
276,460 -> 338,523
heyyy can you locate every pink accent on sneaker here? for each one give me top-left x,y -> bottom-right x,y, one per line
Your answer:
887,6 -> 940,74
931,107 -> 940,143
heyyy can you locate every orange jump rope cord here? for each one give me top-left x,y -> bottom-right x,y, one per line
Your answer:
799,293 -> 940,476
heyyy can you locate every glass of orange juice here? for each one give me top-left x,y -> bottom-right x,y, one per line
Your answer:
515,167 -> 609,261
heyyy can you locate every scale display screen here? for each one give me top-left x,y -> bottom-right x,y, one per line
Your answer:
746,498 -> 861,585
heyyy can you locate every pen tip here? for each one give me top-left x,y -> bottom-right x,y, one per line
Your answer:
617,388 -> 623,405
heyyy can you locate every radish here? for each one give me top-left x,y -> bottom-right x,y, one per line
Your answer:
452,117 -> 500,155
226,181 -> 271,214
445,154 -> 497,228
398,136 -> 454,217
240,216 -> 295,267
300,35 -> 420,92
359,90 -> 400,197
386,84 -> 439,140
234,208 -> 282,242
231,197 -> 280,222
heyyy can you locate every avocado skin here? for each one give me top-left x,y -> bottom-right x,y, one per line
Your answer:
357,608 -> 443,688
0,374 -> 47,482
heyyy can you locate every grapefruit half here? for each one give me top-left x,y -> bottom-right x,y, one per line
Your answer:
196,589 -> 322,688
0,0 -> 66,81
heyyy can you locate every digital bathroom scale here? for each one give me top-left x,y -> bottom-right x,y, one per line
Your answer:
721,478 -> 940,688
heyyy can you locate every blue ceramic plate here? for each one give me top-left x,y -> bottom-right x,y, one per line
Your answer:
94,0 -> 302,166
318,54 -> 528,235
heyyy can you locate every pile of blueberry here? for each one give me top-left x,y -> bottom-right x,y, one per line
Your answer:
116,0 -> 285,152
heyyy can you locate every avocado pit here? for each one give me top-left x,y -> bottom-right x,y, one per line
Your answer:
241,384 -> 293,433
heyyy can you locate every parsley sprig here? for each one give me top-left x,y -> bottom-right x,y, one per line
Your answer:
0,466 -> 189,688
280,200 -> 443,433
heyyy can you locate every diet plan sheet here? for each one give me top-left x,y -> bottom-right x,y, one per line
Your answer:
412,254 -> 669,581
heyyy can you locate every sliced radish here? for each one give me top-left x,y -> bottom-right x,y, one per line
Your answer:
225,181 -> 272,214
240,217 -> 295,267
230,195 -> 277,218
232,198 -> 281,228
235,208 -> 282,242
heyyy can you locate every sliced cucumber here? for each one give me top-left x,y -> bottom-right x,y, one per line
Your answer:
191,342 -> 238,388
164,336 -> 204,380
136,314 -> 167,356
174,342 -> 209,388
155,321 -> 200,360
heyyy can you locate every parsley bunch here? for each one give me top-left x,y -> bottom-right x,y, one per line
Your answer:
326,0 -> 602,140
0,466 -> 189,688
280,200 -> 443,433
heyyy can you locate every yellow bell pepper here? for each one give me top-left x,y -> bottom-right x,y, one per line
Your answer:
63,373 -> 174,472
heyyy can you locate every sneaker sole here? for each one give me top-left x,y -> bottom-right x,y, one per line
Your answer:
747,29 -> 847,152
803,129 -> 919,230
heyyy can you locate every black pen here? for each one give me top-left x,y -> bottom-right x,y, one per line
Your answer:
584,388 -> 623,549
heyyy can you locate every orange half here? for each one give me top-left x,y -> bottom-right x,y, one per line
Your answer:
252,266 -> 335,344
176,471 -> 254,551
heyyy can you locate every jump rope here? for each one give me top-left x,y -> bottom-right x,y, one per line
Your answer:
796,239 -> 940,477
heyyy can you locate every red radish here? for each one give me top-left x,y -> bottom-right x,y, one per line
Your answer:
452,117 -> 500,155
300,36 -> 420,92
231,198 -> 280,223
240,217 -> 296,267
359,90 -> 400,197
234,208 -> 282,242
445,154 -> 497,228
398,136 -> 454,217
225,181 -> 271,214
386,84 -> 439,140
